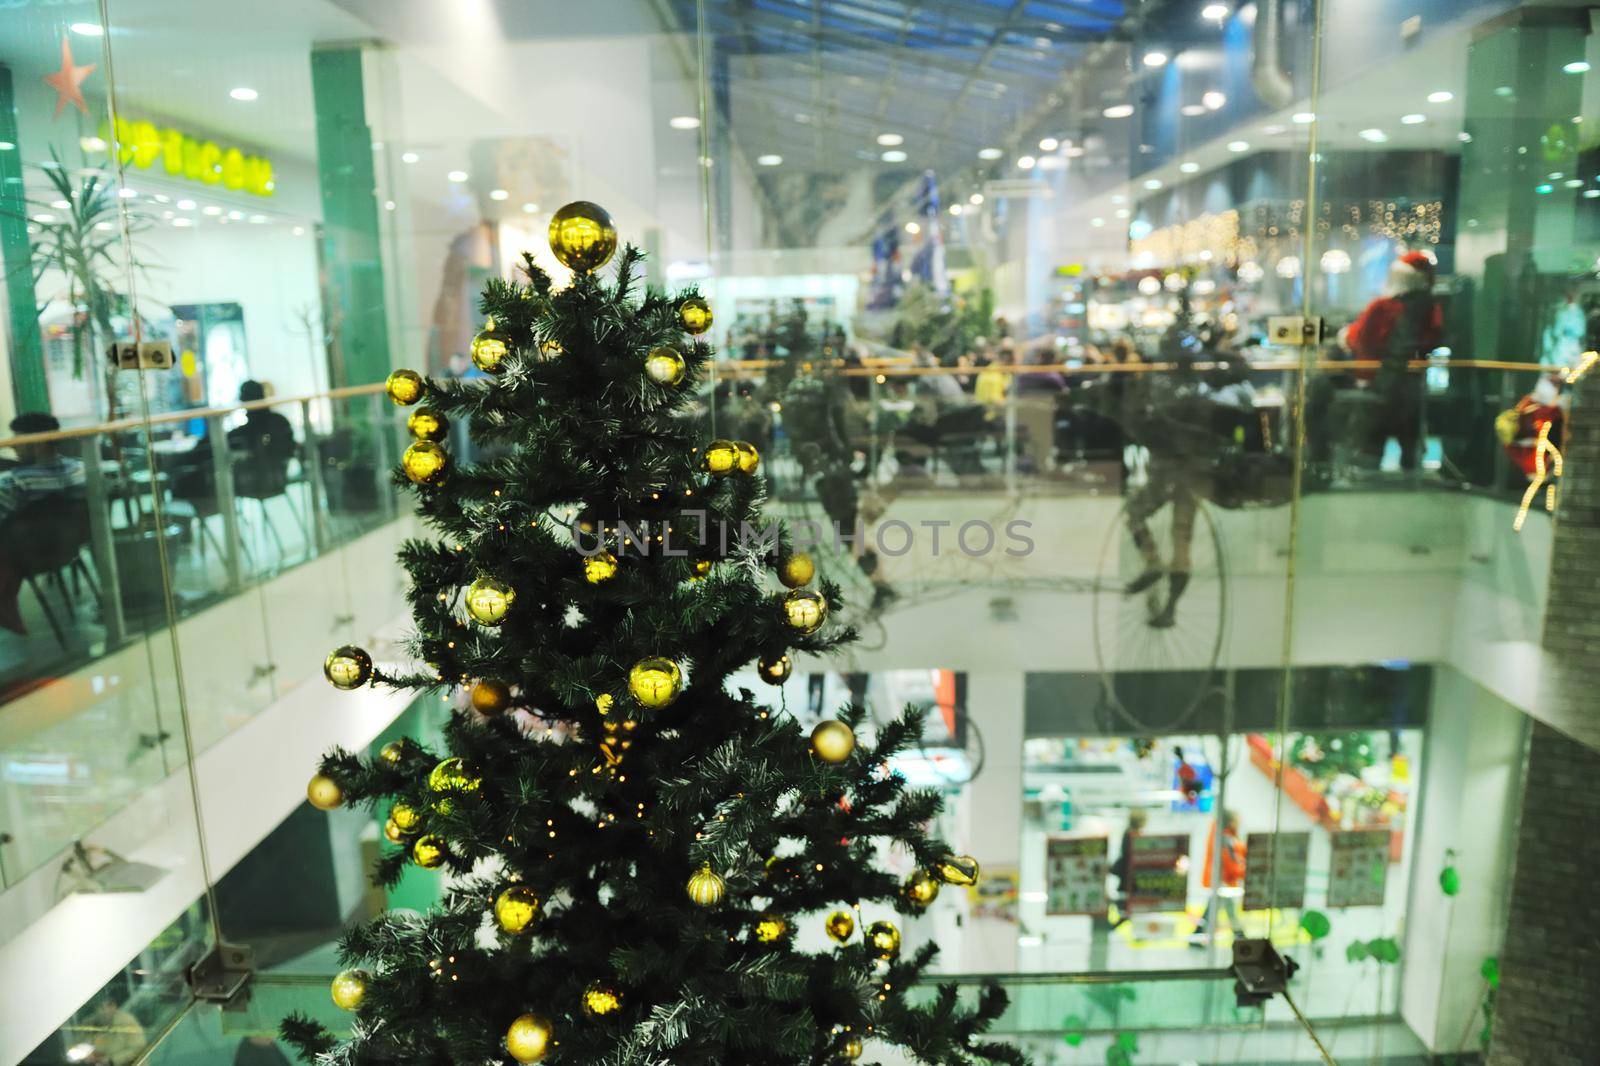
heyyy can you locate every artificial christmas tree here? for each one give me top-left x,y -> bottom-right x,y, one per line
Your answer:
283,201 -> 1022,1065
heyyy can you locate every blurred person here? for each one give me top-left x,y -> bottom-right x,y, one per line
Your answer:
85,993 -> 146,1065
974,355 -> 1010,412
1191,809 -> 1247,944
0,412 -> 89,634
1344,250 -> 1443,471
1109,808 -> 1148,929
227,380 -> 296,465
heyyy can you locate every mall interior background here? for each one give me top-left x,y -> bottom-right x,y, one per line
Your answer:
1,0 -> 1598,1062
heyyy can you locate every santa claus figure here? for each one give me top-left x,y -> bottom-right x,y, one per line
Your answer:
1343,250 -> 1445,471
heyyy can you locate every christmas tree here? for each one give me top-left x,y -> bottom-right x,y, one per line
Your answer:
284,201 -> 1023,1065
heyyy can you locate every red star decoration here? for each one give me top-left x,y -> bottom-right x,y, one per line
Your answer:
43,36 -> 96,117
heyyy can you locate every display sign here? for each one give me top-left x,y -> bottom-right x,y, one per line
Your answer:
102,116 -> 276,197
1328,829 -> 1391,907
1044,835 -> 1108,916
971,865 -> 1019,922
1127,833 -> 1189,912
1242,831 -> 1310,911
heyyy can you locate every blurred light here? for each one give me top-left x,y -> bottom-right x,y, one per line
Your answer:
50,199 -> 70,209
1537,183 -> 1555,194
1359,128 -> 1389,143
1144,178 -> 1163,190
905,221 -> 921,235
1111,194 -> 1126,204
1203,91 -> 1227,110
1238,261 -> 1265,283
1292,112 -> 1316,124
1320,249 -> 1352,274
202,205 -> 222,216
117,187 -> 136,198
31,213 -> 56,224
1202,4 -> 1230,20
489,188 -> 509,200
1064,145 -> 1086,157
757,154 -> 783,166
1275,255 -> 1302,278
447,170 -> 468,182
292,225 -> 306,235
228,210 -> 244,220
1039,136 -> 1059,151
1103,104 -> 1135,118
1114,208 -> 1130,219
384,200 -> 396,211
1458,131 -> 1473,142
401,151 -> 420,163
1180,161 -> 1200,173
1164,272 -> 1185,291
1017,155 -> 1036,169
969,192 -> 984,205
248,214 -> 267,224
0,142 -> 14,151
978,147 -> 1003,160
1565,61 -> 1591,74
522,202 -> 540,213
229,87 -> 259,102
79,136 -> 107,152
1262,124 -> 1286,135
949,204 -> 962,215
1227,140 -> 1250,152
1193,278 -> 1218,294
1585,189 -> 1600,199
1090,217 -> 1106,227
1181,104 -> 1207,116
172,217 -> 194,228
70,22 -> 103,36
877,133 -> 904,146
881,149 -> 907,162
176,198 -> 196,210
1400,113 -> 1426,125
1143,51 -> 1170,68
1428,91 -> 1454,103
1567,178 -> 1586,188
669,115 -> 701,130
67,1042 -> 96,1062
1138,276 -> 1162,296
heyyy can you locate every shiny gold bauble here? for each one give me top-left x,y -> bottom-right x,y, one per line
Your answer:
387,802 -> 421,832
581,981 -> 622,1017
330,968 -> 369,1011
837,1035 -> 865,1061
678,295 -> 713,335
904,869 -> 941,908
377,740 -> 408,766
936,854 -> 981,887
505,1012 -> 554,1064
810,720 -> 856,764
324,645 -> 373,690
628,657 -> 682,709
703,439 -> 739,476
757,653 -> 792,685
406,406 -> 448,441
549,200 -> 617,273
383,817 -> 407,844
412,834 -> 446,868
306,773 -> 343,811
783,589 -> 828,634
644,345 -> 686,386
471,321 -> 512,374
385,368 -> 425,406
494,884 -> 543,935
687,864 -> 726,906
778,553 -> 815,589
690,558 -> 713,580
584,551 -> 619,584
471,679 -> 512,715
402,440 -> 449,485
428,756 -> 481,794
734,441 -> 760,474
866,920 -> 901,960
754,914 -> 790,943
465,575 -> 515,625
825,910 -> 856,943
596,692 -> 615,716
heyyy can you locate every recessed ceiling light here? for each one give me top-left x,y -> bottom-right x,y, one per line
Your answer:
401,151 -> 419,164
1359,128 -> 1389,143
1227,140 -> 1250,152
904,221 -> 920,235
978,147 -> 1003,160
176,198 -> 196,210
202,205 -> 222,216
172,217 -> 194,227
1292,112 -> 1316,124
876,133 -> 904,146
1564,178 -> 1586,188
1039,137 -> 1059,151
489,188 -> 509,200
31,213 -> 56,224
1017,155 -> 1036,169
1114,208 -> 1130,219
1181,104 -> 1208,116
969,193 -> 984,205
1103,104 -> 1135,118
1143,51 -> 1170,68
384,200 -> 396,211
1565,61 -> 1591,74
522,202 -> 540,213
228,210 -> 244,220
1144,178 -> 1163,190
70,21 -> 103,36
670,115 -> 701,130
1203,91 -> 1227,110
1180,161 -> 1200,173
229,87 -> 258,102
117,187 -> 136,198
1428,91 -> 1454,103
50,198 -> 70,209
1400,113 -> 1426,125
1202,3 -> 1229,18
949,204 -> 963,216
881,149 -> 907,162
757,154 -> 783,166
1585,189 -> 1600,199
1090,217 -> 1106,227
447,170 -> 468,182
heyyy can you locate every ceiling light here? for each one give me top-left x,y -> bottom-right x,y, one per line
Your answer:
489,188 -> 509,200
229,87 -> 259,102
969,192 -> 984,205
1143,51 -> 1170,68
881,149 -> 907,162
447,170 -> 468,182
1180,161 -> 1200,173
1566,178 -> 1585,188
1262,124 -> 1286,135
1103,104 -> 1135,118
202,205 -> 222,216
1017,155 -> 1036,169
1359,128 -> 1389,142
51,199 -> 71,209
80,136 -> 106,152
1144,178 -> 1163,190
70,22 -> 103,35
1565,61 -> 1591,74
176,198 -> 196,210
978,147 -> 1003,160
249,214 -> 268,224
1202,3 -> 1229,19
384,200 -> 396,211
877,133 -> 904,146
31,213 -> 56,224
1115,208 -> 1130,219
669,115 -> 701,130
1227,140 -> 1250,152
172,217 -> 193,228
1181,104 -> 1207,116
228,210 -> 244,220
1536,182 -> 1555,194
1585,189 -> 1600,199
522,202 -> 540,213
401,151 -> 419,163
94,221 -> 114,231
1400,113 -> 1426,124
1428,91 -> 1454,103
949,204 -> 962,215
292,225 -> 306,235
757,154 -> 783,166
1090,217 -> 1106,227
1039,137 -> 1059,151
117,187 -> 136,198
1203,91 -> 1227,110
1292,112 -> 1316,124
904,221 -> 920,235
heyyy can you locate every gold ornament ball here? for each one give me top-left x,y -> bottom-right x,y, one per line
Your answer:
548,200 -> 617,273
581,981 -> 623,1018
471,679 -> 512,715
778,553 -> 815,589
837,1035 -> 865,1061
494,884 -> 543,935
757,653 -> 792,685
810,720 -> 856,764
406,406 -> 449,441
471,321 -> 513,374
412,834 -> 446,868
390,802 -> 422,832
330,968 -> 369,1011
584,551 -> 619,584
825,910 -> 856,943
905,870 -> 941,908
754,914 -> 791,943
690,558 -> 713,580
385,368 -> 425,406
596,692 -> 615,716
703,439 -> 739,476
734,441 -> 761,474
306,773 -> 343,811
644,346 -> 686,386
783,589 -> 828,635
402,440 -> 449,485
687,864 -> 726,906
377,740 -> 408,767
324,645 -> 373,690
428,756 -> 481,795
465,575 -> 516,625
936,854 -> 981,887
867,920 -> 902,960
678,295 -> 713,335
505,1012 -> 554,1064
628,657 -> 682,709
383,817 -> 407,844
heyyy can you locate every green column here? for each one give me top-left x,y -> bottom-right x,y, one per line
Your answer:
0,63 -> 48,413
311,46 -> 390,387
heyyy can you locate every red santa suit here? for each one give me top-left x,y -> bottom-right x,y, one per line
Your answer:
1500,376 -> 1566,478
1342,250 -> 1444,470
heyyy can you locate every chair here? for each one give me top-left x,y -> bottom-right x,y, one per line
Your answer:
1,491 -> 102,650
233,448 -> 305,563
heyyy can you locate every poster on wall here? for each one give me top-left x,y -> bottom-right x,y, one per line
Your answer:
1127,833 -> 1189,912
1044,835 -> 1108,916
971,865 -> 1019,922
1327,829 -> 1391,907
1242,831 -> 1311,911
